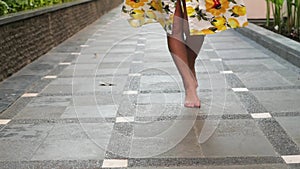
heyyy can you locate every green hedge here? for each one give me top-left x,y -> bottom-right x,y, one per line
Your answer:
265,0 -> 300,41
0,0 -> 73,16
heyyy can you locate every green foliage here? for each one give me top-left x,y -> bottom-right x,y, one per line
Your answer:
0,0 -> 9,15
265,0 -> 300,40
0,0 -> 72,16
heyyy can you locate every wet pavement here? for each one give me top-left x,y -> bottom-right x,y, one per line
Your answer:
0,6 -> 300,169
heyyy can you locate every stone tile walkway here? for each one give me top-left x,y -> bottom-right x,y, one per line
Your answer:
1,6 -> 300,169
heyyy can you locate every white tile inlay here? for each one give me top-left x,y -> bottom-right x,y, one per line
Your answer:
59,62 -> 71,65
71,52 -> 81,55
116,116 -> 134,123
251,113 -> 272,119
43,75 -> 57,79
282,155 -> 300,164
21,93 -> 39,97
220,70 -> 233,74
80,45 -> 89,48
123,91 -> 138,95
128,73 -> 141,77
102,159 -> 128,168
132,61 -> 143,64
232,88 -> 249,92
0,119 -> 11,125
210,58 -> 222,62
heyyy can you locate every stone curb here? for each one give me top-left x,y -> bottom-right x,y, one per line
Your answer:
236,23 -> 300,68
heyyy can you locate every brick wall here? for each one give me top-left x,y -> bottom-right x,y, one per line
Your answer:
0,0 -> 123,81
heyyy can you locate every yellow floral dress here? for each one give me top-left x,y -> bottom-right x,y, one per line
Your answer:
121,0 -> 248,35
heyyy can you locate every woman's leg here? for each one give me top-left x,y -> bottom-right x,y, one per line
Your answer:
185,35 -> 205,80
181,0 -> 205,80
167,0 -> 200,107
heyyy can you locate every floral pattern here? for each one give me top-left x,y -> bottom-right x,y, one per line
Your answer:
121,0 -> 248,35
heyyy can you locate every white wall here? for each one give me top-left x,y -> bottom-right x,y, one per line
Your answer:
244,0 -> 269,19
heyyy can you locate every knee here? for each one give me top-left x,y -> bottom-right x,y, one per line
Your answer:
186,35 -> 205,42
169,24 -> 184,39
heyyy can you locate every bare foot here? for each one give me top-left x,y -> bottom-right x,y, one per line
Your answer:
184,88 -> 201,108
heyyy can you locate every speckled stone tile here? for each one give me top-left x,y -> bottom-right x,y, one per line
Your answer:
105,122 -> 133,159
256,118 -> 300,155
235,92 -> 268,113
128,156 -> 284,168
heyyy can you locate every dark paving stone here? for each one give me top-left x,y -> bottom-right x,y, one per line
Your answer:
105,123 -> 133,158
0,75 -> 41,90
133,114 -> 252,122
235,92 -> 268,113
0,97 -> 33,118
117,102 -> 136,117
14,106 -> 66,119
0,123 -> 53,140
0,140 -> 45,161
0,125 -> 5,130
130,164 -> 289,169
19,63 -> 55,76
51,46 -> 81,53
0,160 -> 103,169
271,111 -> 300,117
0,102 -> 10,114
48,64 -> 70,75
9,118 -> 115,125
26,96 -> 71,107
0,88 -> 23,103
125,76 -> 140,91
40,84 -> 73,94
26,79 -> 53,93
256,118 -> 300,155
248,86 -> 300,91
129,64 -> 144,74
224,74 -> 246,88
128,157 -> 284,167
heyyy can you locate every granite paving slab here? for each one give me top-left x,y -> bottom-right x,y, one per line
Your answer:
252,89 -> 300,112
